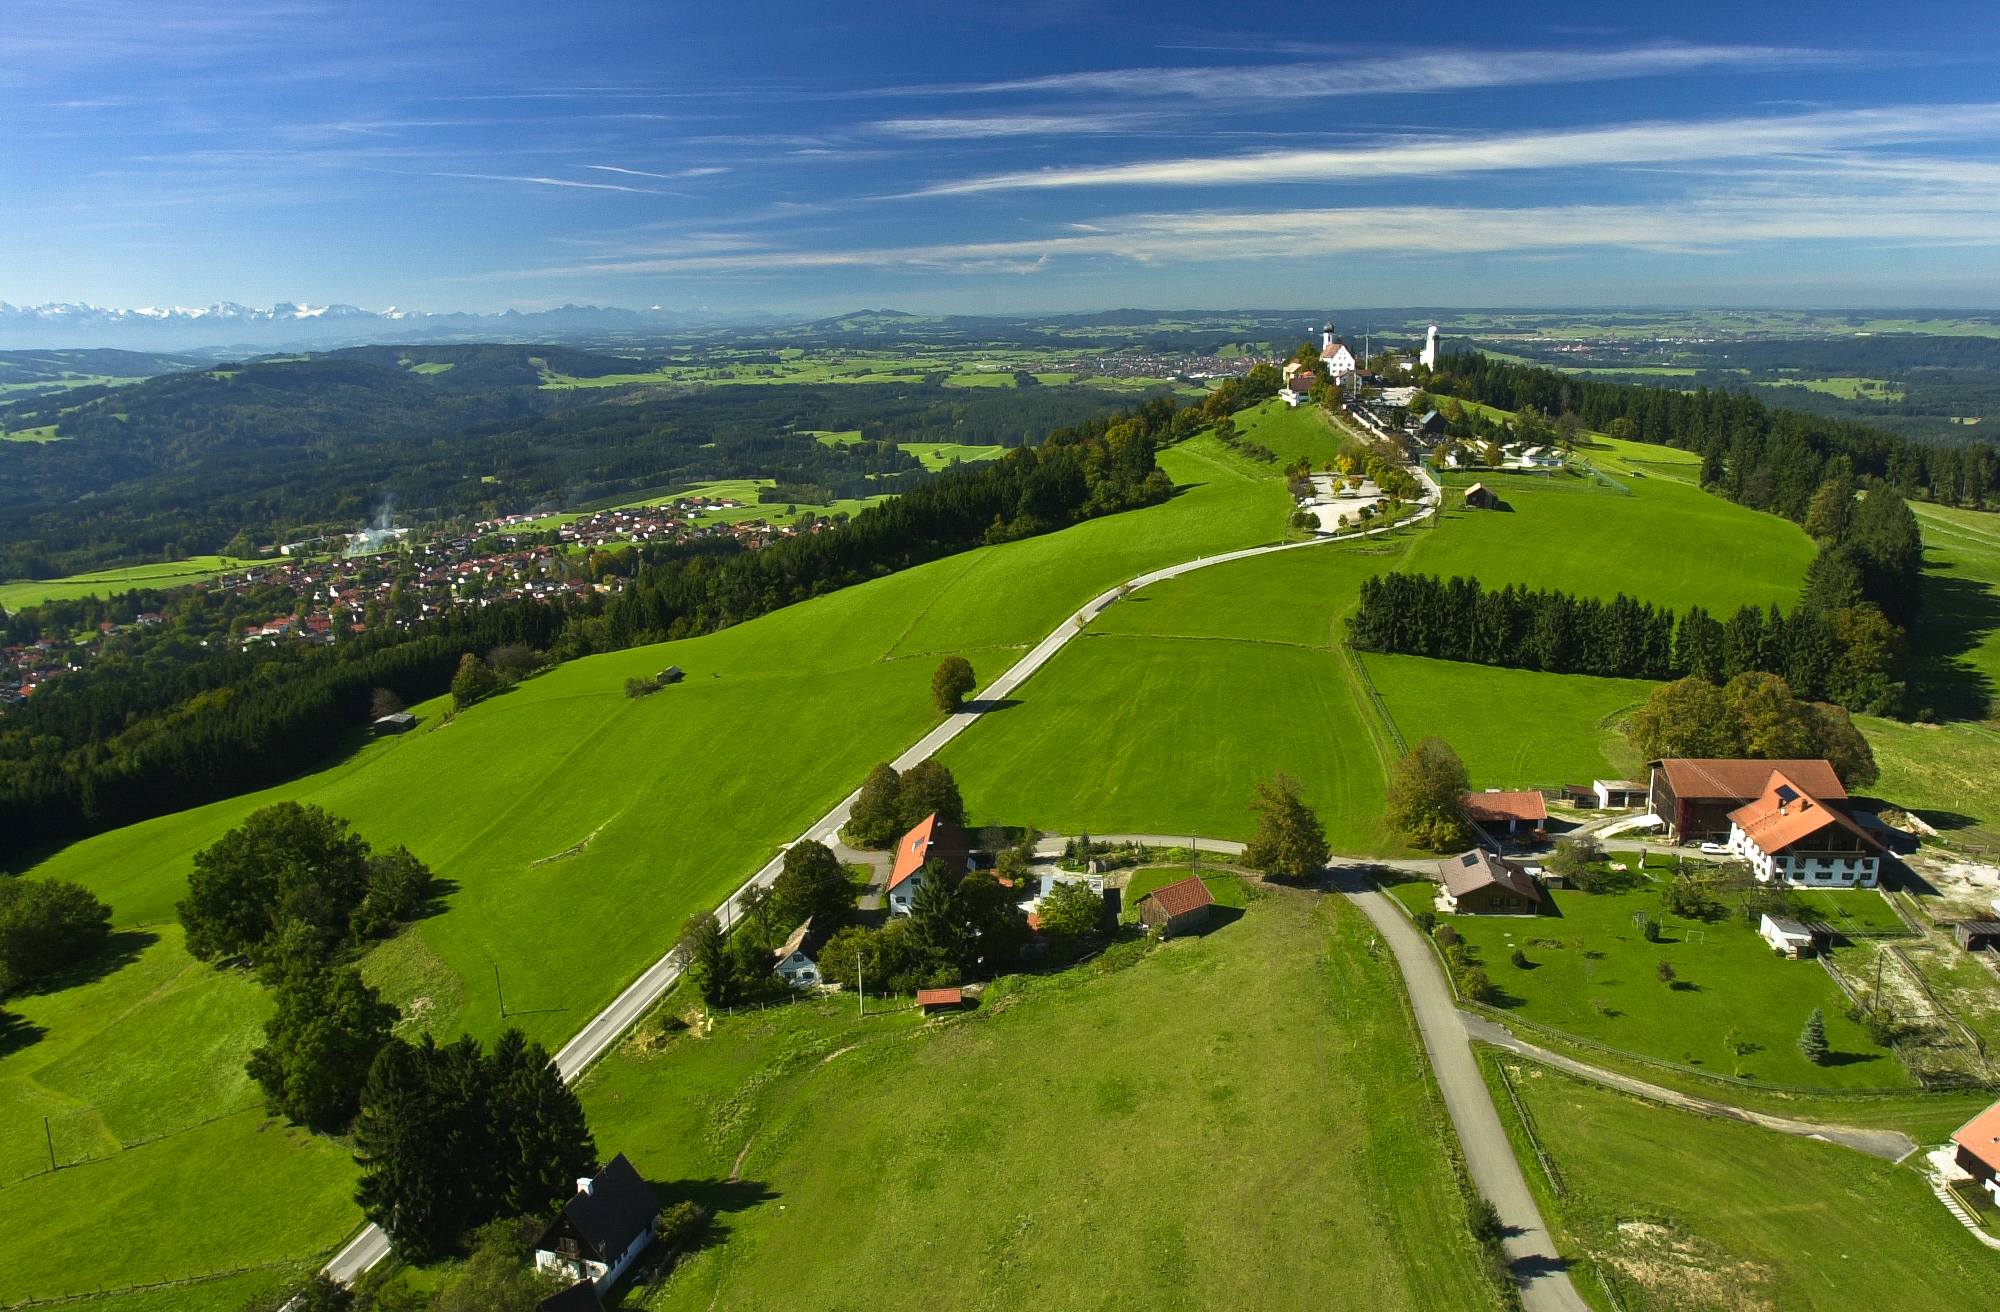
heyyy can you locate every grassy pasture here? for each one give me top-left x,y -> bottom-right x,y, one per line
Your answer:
1230,397 -> 1361,467
1361,654 -> 1654,787
1907,501 -> 2000,717
1767,375 -> 1907,402
0,438 -> 1295,1298
1118,869 -> 1258,921
1390,880 -> 1907,1089
1,424 -> 64,442
893,441 -> 1007,470
584,890 -> 1504,1311
0,557 -> 250,611
1482,1050 -> 1987,1312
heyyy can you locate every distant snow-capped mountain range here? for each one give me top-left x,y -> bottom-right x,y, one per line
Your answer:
0,301 -> 776,350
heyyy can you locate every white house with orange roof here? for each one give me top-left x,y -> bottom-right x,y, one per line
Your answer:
884,813 -> 975,915
1725,769 -> 1885,888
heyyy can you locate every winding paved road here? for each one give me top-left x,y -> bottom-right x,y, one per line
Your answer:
326,481 -> 1437,1282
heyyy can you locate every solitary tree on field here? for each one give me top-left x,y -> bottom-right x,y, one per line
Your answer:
1242,773 -> 1330,881
1656,959 -> 1676,985
1797,1007 -> 1830,1065
450,652 -> 497,710
1384,738 -> 1471,851
931,656 -> 977,713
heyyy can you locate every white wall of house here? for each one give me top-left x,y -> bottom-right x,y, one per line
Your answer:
1729,823 -> 1880,888
777,951 -> 819,985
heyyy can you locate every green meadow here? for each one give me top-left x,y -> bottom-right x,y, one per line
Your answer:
1,557 -> 250,611
945,446 -> 1815,853
583,890 -> 1504,1312
893,441 -> 1007,470
1482,1050 -> 1987,1312
0,437 -> 1291,1300
1391,879 -> 1907,1089
1361,654 -> 1654,787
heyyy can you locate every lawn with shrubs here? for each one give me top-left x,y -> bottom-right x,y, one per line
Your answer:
1388,867 -> 1909,1088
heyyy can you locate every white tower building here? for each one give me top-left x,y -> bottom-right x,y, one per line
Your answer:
1420,325 -> 1439,369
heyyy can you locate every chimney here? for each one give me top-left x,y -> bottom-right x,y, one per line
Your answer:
577,1177 -> 595,1196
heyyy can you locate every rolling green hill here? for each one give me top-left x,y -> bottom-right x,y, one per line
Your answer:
0,435 -> 1289,1302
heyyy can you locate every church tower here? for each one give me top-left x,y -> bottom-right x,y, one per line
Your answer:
1420,324 -> 1439,369
1321,322 -> 1335,354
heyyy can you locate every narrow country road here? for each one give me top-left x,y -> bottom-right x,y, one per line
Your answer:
325,482 -> 1436,1282
1332,865 -> 1594,1312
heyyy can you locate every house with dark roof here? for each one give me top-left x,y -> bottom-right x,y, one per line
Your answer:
1648,758 -> 1848,842
532,1153 -> 661,1293
885,814 -> 974,915
1953,1099 -> 2000,1204
1460,789 -> 1546,836
1725,769 -> 1885,889
772,916 -> 828,987
1462,482 -> 1498,510
1137,875 -> 1216,937
1438,849 -> 1542,915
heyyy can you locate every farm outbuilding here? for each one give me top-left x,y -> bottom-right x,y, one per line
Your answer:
1593,780 -> 1648,808
1759,914 -> 1832,959
1137,875 -> 1216,938
1461,789 -> 1547,836
373,711 -> 415,735
657,666 -> 685,684
1463,482 -> 1498,510
917,987 -> 963,1015
1956,921 -> 2000,952
1952,1099 -> 2000,1204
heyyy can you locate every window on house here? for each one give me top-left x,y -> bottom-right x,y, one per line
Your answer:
559,1237 -> 578,1256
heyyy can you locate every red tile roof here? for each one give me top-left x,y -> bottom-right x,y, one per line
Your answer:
1954,1099 -> 2000,1174
887,813 -> 972,891
1652,758 -> 1845,802
1460,790 -> 1548,824
916,987 -> 962,1008
1728,771 -> 1883,857
1144,875 -> 1215,918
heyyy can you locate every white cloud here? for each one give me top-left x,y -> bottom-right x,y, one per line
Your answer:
868,43 -> 1853,101
430,172 -> 666,194
873,114 -> 1151,138
501,190 -> 2000,278
915,105 -> 2000,193
585,164 -> 728,179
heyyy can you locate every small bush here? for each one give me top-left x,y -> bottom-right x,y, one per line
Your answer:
1414,910 -> 1436,933
1433,924 -> 1461,948
656,1201 -> 705,1250
1656,959 -> 1676,984
625,675 -> 662,698
1510,947 -> 1529,969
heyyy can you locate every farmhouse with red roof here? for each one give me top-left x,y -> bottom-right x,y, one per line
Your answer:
885,813 -> 974,915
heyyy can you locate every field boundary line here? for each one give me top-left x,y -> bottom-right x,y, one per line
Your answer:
1344,647 -> 1407,756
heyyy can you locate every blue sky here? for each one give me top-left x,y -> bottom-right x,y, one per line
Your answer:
4,0 -> 2000,315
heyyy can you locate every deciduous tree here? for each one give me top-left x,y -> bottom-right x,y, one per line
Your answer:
771,840 -> 855,931
246,965 -> 398,1129
451,652 -> 498,709
1626,677 -> 1737,761
1242,773 -> 1330,880
1036,878 -> 1103,940
841,763 -> 902,849
0,878 -> 111,994
931,656 -> 977,713
897,758 -> 965,830
1385,738 -> 1472,851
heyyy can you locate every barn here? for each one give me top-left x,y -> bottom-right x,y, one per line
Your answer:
1137,875 -> 1216,938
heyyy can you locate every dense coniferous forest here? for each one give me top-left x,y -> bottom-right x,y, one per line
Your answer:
0,346 -> 1155,577
1422,350 -> 1999,511
1347,573 -> 1900,712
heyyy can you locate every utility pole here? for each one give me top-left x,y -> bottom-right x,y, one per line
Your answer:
857,953 -> 866,1018
494,963 -> 506,1019
45,1116 -> 56,1173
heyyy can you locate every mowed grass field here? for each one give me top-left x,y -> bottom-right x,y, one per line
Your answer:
1908,501 -> 2000,715
1362,655 -> 1655,787
1,557 -> 251,611
946,454 -> 1815,854
0,437 -> 1293,1301
584,889 -> 1506,1312
1391,880 -> 1907,1089
1481,1051 -> 1990,1312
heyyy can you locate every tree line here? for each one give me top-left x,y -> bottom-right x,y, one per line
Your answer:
1421,348 -> 1996,513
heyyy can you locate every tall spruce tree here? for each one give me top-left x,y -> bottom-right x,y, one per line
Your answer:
1797,1007 -> 1830,1066
491,1029 -> 597,1220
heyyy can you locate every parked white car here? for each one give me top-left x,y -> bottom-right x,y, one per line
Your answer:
1699,841 -> 1730,856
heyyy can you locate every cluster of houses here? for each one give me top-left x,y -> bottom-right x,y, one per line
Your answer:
1436,755 -> 1900,917
770,813 -> 1220,993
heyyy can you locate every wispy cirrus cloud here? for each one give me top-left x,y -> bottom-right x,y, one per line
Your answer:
913,105 -> 2000,193
873,113 -> 1154,138
585,164 -> 729,179
431,171 -> 668,194
864,43 -> 1856,101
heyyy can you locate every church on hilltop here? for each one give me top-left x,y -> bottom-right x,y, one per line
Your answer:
1319,323 -> 1358,378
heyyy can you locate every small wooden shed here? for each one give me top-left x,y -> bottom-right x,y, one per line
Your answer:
372,711 -> 416,736
1955,921 -> 2000,952
1463,482 -> 1499,510
656,666 -> 686,685
1138,875 -> 1216,938
917,987 -> 963,1016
